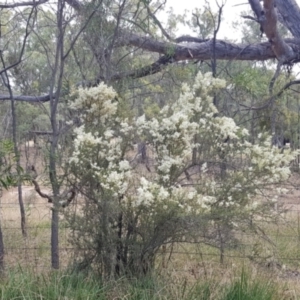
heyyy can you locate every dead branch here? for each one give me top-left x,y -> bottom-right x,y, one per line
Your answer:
0,0 -> 48,9
28,166 -> 76,207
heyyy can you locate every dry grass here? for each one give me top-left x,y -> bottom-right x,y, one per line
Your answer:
0,184 -> 72,272
2,146 -> 300,296
1,190 -> 299,271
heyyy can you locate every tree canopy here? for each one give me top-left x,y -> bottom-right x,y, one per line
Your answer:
1,0 -> 300,102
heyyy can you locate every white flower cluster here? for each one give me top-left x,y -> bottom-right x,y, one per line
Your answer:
249,144 -> 295,182
134,178 -> 212,213
214,117 -> 240,140
193,72 -> 226,94
136,72 -> 227,183
68,73 -> 298,219
70,82 -> 117,124
70,127 -> 131,198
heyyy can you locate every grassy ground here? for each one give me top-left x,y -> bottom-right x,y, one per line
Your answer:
0,267 -> 290,299
1,186 -> 300,297
1,185 -> 71,271
1,150 -> 300,298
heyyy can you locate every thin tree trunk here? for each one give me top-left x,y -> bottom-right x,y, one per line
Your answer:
48,0 -> 65,269
51,207 -> 59,269
11,99 -> 26,237
11,96 -> 26,237
0,220 -> 4,273
18,184 -> 26,237
115,212 -> 123,276
218,225 -> 224,264
0,51 -> 27,237
49,131 -> 60,269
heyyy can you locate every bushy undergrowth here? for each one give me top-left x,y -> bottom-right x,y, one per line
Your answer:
0,268 -> 286,300
66,72 -> 298,277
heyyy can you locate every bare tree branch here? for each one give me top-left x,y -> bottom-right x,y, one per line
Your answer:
143,1 -> 173,41
211,2 -> 224,76
241,15 -> 259,22
29,166 -> 53,202
0,0 -> 48,9
248,0 -> 263,20
1,36 -> 300,102
97,55 -> 173,83
175,35 -> 209,43
29,166 -> 76,207
0,8 -> 36,76
269,62 -> 282,94
1,0 -> 300,102
63,8 -> 98,60
0,94 -> 52,102
240,78 -> 300,111
123,33 -> 300,62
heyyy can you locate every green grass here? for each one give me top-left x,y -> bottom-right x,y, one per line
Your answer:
0,269 -> 106,299
0,268 -> 287,300
221,270 -> 278,300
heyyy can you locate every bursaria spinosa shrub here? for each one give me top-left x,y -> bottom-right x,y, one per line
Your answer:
66,72 -> 298,277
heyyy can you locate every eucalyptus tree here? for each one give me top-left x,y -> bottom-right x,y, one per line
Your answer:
2,0 -> 300,99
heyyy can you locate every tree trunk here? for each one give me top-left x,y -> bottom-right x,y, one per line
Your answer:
11,92 -> 27,237
0,220 -> 4,273
48,0 -> 65,269
0,48 -> 27,238
18,184 -> 26,237
137,142 -> 147,163
51,207 -> 59,269
49,138 -> 60,269
11,95 -> 26,237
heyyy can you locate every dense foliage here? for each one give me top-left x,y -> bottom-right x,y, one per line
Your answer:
66,72 -> 298,276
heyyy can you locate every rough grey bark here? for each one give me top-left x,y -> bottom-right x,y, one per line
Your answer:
276,0 -> 300,37
247,0 -> 294,64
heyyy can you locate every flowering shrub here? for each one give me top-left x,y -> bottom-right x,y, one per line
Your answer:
67,72 -> 298,276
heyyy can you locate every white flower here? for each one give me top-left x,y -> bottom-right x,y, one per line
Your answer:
104,129 -> 114,139
158,187 -> 169,200
201,163 -> 207,173
119,160 -> 131,171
